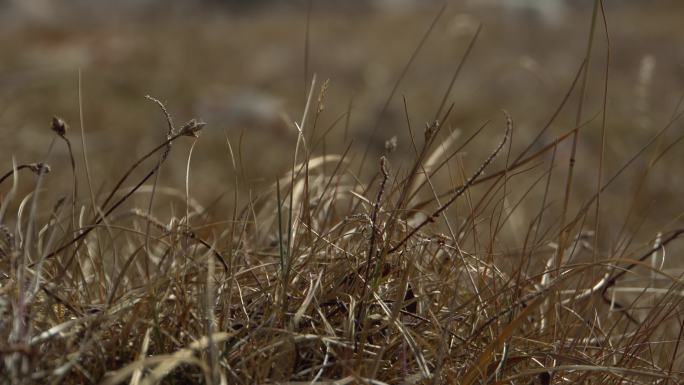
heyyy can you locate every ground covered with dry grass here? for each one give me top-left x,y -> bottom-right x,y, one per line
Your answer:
2,2 -> 684,384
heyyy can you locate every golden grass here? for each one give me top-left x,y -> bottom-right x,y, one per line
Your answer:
2,2 -> 684,384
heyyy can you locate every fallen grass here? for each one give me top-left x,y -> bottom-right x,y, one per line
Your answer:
2,5 -> 684,385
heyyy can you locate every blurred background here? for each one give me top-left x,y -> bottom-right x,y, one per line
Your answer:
0,0 -> 683,237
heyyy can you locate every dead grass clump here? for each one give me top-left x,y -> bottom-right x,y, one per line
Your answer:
1,77 -> 682,384
2,5 -> 684,385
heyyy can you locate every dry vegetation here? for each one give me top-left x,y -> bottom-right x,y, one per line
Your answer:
2,1 -> 684,384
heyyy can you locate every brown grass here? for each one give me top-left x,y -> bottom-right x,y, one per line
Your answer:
2,2 -> 684,384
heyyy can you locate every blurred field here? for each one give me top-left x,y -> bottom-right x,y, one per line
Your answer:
2,1 -> 684,383
1,2 -> 683,182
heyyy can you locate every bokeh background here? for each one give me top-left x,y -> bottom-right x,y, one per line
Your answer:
1,0 -> 683,240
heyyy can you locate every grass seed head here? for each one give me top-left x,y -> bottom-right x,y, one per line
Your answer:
51,116 -> 68,137
27,162 -> 51,176
179,118 -> 206,137
424,119 -> 439,141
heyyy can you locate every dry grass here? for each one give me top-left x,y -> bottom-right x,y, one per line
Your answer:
2,2 -> 684,384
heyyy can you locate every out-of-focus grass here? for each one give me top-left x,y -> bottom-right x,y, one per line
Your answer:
1,3 -> 683,192
1,3 -> 681,254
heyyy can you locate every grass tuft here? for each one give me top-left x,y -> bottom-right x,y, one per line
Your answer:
1,4 -> 684,384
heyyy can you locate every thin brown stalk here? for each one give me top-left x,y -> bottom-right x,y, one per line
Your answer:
389,112 -> 512,254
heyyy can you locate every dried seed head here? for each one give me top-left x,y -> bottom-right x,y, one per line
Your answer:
424,120 -> 439,141
384,136 -> 397,154
51,116 -> 68,137
178,119 -> 206,138
380,155 -> 389,178
316,79 -> 330,114
27,162 -> 51,175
